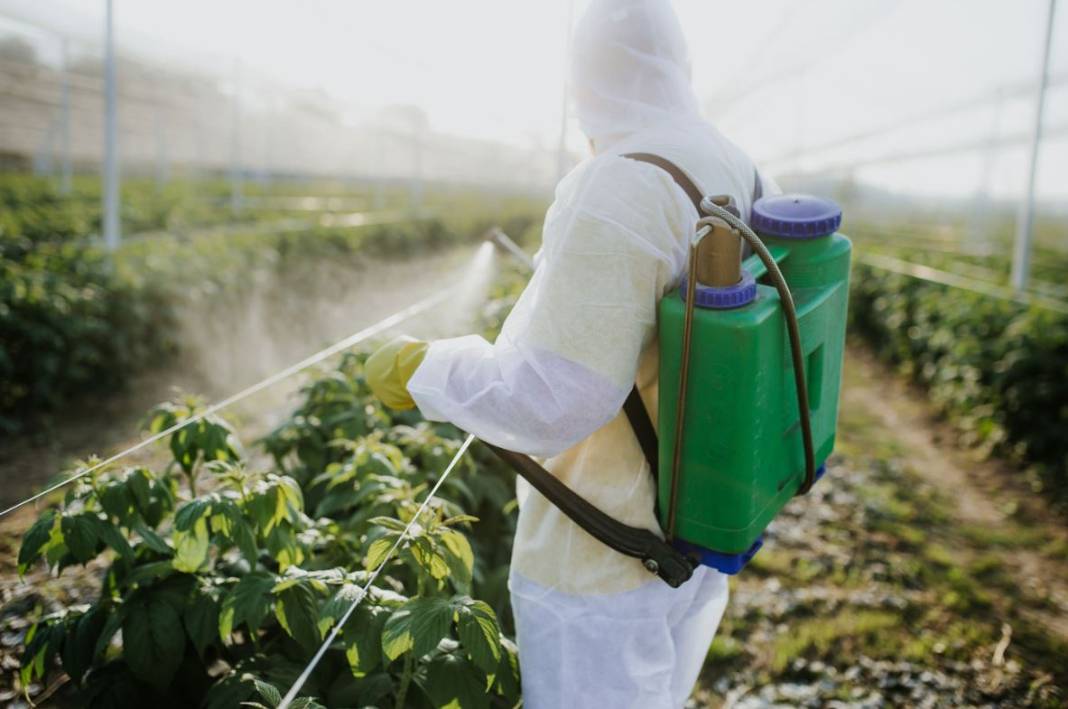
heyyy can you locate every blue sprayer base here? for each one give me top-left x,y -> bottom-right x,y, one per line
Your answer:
672,463 -> 827,575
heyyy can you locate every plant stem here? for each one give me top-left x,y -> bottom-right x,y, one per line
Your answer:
395,574 -> 427,709
395,652 -> 415,709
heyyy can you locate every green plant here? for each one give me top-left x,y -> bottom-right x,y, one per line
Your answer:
0,171 -> 546,435
849,262 -> 1068,509
16,352 -> 521,708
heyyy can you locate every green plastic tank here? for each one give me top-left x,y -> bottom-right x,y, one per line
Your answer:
657,194 -> 851,572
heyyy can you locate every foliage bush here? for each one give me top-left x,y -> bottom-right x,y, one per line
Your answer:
17,351 -> 521,707
0,237 -> 174,436
0,172 -> 545,435
849,263 -> 1068,507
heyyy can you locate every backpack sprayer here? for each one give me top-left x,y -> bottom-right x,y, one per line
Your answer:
485,155 -> 851,587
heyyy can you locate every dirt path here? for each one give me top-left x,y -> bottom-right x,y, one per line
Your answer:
694,346 -> 1068,708
842,348 -> 1068,642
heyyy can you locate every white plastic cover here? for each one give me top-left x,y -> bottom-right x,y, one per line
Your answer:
571,0 -> 700,149
511,566 -> 729,709
407,0 -> 777,600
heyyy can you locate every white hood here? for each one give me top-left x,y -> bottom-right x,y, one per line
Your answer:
570,0 -> 701,147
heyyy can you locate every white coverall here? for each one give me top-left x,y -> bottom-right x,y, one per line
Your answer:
407,0 -> 778,705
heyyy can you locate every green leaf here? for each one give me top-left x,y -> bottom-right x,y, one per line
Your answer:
61,514 -> 100,563
145,408 -> 177,434
367,516 -> 409,532
421,652 -> 492,709
226,506 -> 259,564
18,509 -> 57,573
342,604 -> 389,676
265,525 -> 303,570
492,636 -> 521,699
219,572 -> 276,642
454,597 -> 502,674
287,698 -> 327,709
172,516 -> 211,573
410,537 -> 450,580
277,476 -> 304,512
184,590 -> 220,658
318,583 -> 361,637
274,583 -> 321,651
174,498 -> 212,532
441,514 -> 480,527
439,530 -> 474,591
94,519 -> 134,562
203,672 -> 256,709
381,597 -> 452,662
94,605 -> 126,659
440,530 -> 473,573
123,560 -> 175,587
363,536 -> 395,571
127,467 -> 153,507
20,618 -> 62,687
99,484 -> 136,524
122,594 -> 184,690
60,606 -> 107,684
133,523 -> 172,555
253,679 -> 282,707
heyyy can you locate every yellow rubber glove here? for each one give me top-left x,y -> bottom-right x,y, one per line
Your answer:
365,336 -> 429,410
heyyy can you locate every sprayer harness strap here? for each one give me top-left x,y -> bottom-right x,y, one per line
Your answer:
622,152 -> 765,216
623,387 -> 659,481
483,441 -> 692,587
484,153 -> 768,588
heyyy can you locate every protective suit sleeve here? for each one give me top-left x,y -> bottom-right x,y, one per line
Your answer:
407,156 -> 690,458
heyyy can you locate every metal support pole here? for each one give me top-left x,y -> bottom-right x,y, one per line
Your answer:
154,79 -> 168,189
1011,0 -> 1056,292
230,59 -> 243,216
373,126 -> 385,210
554,0 -> 576,179
968,90 -> 1004,256
410,124 -> 423,214
102,0 -> 121,250
60,37 -> 72,195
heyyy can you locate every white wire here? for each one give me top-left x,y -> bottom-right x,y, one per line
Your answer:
277,433 -> 476,709
0,286 -> 457,519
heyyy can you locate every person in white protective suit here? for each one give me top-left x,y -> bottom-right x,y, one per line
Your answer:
365,0 -> 779,706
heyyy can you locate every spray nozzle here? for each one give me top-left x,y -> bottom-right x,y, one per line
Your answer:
483,227 -> 534,272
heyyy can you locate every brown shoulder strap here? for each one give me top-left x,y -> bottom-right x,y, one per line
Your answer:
623,386 -> 658,481
625,152 -> 766,213
622,152 -> 704,212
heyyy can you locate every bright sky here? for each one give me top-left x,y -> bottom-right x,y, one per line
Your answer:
1,0 -> 1066,201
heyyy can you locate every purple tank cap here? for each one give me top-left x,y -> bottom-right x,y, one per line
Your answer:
751,194 -> 842,240
681,269 -> 757,309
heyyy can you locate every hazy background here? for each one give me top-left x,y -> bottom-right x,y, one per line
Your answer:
1,0 -> 1065,205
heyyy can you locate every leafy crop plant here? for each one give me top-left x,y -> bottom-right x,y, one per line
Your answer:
16,352 -> 521,708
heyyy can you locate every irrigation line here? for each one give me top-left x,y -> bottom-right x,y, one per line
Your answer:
855,252 -> 1068,314
277,433 -> 476,709
0,286 -> 456,519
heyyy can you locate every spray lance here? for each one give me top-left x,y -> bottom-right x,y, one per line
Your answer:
482,173 -> 850,585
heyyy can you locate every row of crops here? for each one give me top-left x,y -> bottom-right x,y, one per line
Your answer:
10,254 -> 531,707
3,172 -> 1066,705
847,220 -> 1068,512
0,173 -> 544,437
